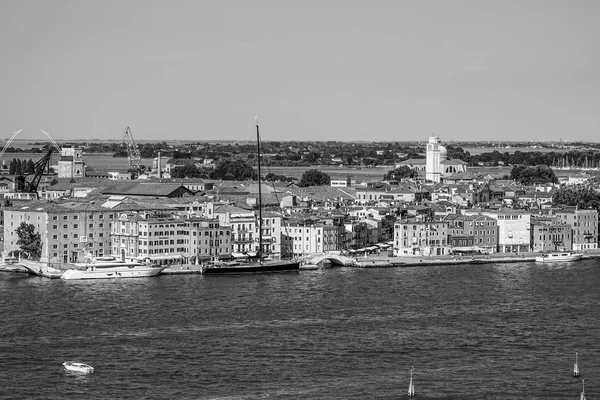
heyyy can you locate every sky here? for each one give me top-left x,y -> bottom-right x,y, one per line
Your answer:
1,0 -> 599,143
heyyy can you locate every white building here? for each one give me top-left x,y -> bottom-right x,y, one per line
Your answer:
480,209 -> 531,253
425,136 -> 467,183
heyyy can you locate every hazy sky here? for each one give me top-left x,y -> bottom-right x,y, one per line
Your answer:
1,0 -> 599,142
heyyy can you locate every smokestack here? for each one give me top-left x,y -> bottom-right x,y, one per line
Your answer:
157,152 -> 161,179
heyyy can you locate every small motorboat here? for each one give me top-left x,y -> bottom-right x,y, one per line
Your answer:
573,352 -> 581,378
407,366 -> 415,398
63,361 -> 94,374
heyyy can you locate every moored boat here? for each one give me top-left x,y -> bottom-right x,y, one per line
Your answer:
202,117 -> 300,275
63,361 -> 94,374
203,259 -> 300,274
534,252 -> 582,263
61,256 -> 166,280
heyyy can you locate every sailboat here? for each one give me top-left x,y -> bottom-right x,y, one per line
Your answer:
203,117 -> 301,275
407,366 -> 415,398
573,352 -> 581,378
580,379 -> 586,400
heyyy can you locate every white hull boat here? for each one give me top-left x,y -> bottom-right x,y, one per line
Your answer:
407,366 -> 415,398
535,252 -> 582,263
63,361 -> 94,374
61,257 -> 166,280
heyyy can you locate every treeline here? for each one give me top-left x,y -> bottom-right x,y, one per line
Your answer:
450,149 -> 600,168
6,159 -> 37,175
553,186 -> 600,211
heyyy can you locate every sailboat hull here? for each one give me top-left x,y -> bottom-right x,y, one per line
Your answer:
203,260 -> 301,274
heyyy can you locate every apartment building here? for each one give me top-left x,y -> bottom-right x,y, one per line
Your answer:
530,217 -> 573,252
444,214 -> 498,254
287,221 -> 345,256
211,203 -> 257,254
393,219 -> 449,256
554,208 -> 598,251
480,209 -> 530,253
4,200 -> 112,263
111,211 -> 231,263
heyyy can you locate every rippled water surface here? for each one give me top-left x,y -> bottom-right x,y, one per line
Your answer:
1,260 -> 599,399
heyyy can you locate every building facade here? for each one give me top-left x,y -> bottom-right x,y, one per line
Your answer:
530,218 -> 573,252
554,208 -> 598,251
393,220 -> 449,256
4,201 -> 112,263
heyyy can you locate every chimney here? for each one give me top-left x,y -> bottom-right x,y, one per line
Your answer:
157,151 -> 162,179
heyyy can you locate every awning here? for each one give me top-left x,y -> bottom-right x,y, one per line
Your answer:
246,251 -> 258,257
367,246 -> 379,251
376,243 -> 390,248
387,241 -> 394,245
144,255 -> 183,261
453,246 -> 484,252
232,252 -> 249,259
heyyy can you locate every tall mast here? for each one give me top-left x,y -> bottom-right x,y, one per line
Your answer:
255,116 -> 263,260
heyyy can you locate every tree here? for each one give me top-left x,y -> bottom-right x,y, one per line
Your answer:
384,166 -> 417,181
553,186 -> 600,210
299,169 -> 331,187
16,222 -> 42,260
170,164 -> 208,179
509,165 -> 558,185
210,159 -> 257,181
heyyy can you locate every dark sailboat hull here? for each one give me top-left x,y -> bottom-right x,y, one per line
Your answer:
203,261 -> 301,275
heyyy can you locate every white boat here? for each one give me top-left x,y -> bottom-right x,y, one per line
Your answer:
61,256 -> 166,280
63,361 -> 94,374
407,366 -> 415,398
580,379 -> 586,400
573,352 -> 581,378
534,252 -> 582,263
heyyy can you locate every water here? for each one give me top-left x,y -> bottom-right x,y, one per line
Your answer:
1,260 -> 598,399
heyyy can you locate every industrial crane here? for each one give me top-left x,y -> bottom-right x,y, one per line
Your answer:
123,127 -> 143,178
0,129 -> 24,161
14,148 -> 54,196
41,130 -> 62,153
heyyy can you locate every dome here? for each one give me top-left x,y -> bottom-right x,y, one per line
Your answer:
439,145 -> 448,160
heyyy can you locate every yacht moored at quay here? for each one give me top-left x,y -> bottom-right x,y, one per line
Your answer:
534,252 -> 583,263
60,256 -> 166,280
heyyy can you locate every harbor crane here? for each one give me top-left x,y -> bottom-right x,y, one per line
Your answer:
14,148 -> 54,196
123,127 -> 143,178
0,129 -> 24,161
41,130 -> 62,153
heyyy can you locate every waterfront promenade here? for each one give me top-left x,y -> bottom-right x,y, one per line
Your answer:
2,250 -> 599,277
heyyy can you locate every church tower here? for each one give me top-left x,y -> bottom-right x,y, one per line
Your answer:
425,136 -> 447,183
58,147 -> 85,179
